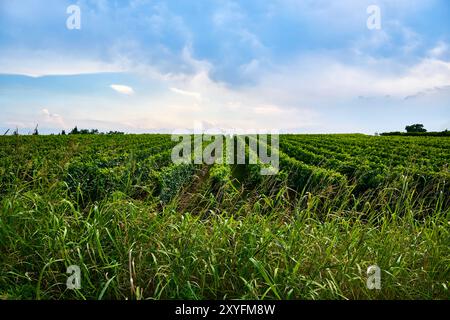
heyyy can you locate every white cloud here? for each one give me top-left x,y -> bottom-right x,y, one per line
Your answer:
41,108 -> 66,127
248,54 -> 450,104
170,87 -> 202,100
253,105 -> 284,115
428,41 -> 449,59
110,84 -> 135,95
0,50 -> 127,77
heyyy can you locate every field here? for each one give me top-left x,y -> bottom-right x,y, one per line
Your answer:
0,134 -> 449,300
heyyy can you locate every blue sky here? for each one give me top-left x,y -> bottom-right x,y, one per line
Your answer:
0,0 -> 449,134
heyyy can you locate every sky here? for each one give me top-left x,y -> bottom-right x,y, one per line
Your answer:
0,0 -> 449,134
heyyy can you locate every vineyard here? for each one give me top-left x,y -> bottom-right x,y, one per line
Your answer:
0,134 -> 449,299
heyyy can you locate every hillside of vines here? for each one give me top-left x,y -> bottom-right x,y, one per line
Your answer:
0,134 -> 449,299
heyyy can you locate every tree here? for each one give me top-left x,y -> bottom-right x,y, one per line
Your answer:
68,126 -> 101,134
61,130 -> 66,135
70,126 -> 79,135
405,124 -> 427,133
32,124 -> 39,135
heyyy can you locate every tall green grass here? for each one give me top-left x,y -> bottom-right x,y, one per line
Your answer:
1,172 -> 448,299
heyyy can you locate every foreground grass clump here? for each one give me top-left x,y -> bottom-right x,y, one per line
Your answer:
0,135 -> 449,300
1,181 -> 448,300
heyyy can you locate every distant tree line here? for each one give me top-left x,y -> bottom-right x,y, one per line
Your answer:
67,126 -> 125,135
4,125 -> 124,136
381,124 -> 450,136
